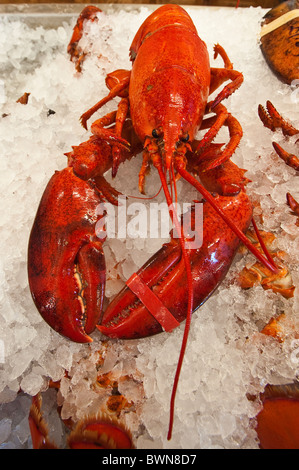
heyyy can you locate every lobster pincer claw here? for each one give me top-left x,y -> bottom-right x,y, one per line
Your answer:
258,101 -> 299,172
272,142 -> 299,172
98,240 -> 183,339
287,192 -> 299,217
98,189 -> 253,339
258,101 -> 299,137
28,167 -> 105,343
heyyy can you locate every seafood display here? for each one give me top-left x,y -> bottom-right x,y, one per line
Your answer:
28,4 -> 279,441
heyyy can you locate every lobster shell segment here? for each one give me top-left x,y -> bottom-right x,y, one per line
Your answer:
28,167 -> 105,343
98,190 -> 253,339
130,4 -> 198,59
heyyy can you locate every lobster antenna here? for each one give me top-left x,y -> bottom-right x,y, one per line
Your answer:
251,218 -> 277,267
156,157 -> 277,439
154,159 -> 194,441
171,163 -> 179,209
176,166 -> 278,273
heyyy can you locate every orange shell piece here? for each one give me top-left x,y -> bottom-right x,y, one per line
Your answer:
256,384 -> 299,449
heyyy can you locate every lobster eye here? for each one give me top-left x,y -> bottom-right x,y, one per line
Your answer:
180,133 -> 189,142
152,128 -> 159,138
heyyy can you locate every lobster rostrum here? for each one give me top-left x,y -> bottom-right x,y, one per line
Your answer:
28,5 -> 277,439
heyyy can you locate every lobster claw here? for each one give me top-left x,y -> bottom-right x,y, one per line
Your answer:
98,190 -> 253,339
28,167 -> 105,343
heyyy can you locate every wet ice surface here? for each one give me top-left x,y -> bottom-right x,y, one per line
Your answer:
0,6 -> 299,449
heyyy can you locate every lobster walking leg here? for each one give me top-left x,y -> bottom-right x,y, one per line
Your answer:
195,103 -> 230,156
210,68 -> 244,109
91,96 -> 131,176
80,70 -> 130,130
195,103 -> 243,171
209,43 -> 243,109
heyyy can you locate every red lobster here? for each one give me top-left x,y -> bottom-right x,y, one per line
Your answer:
28,5 -> 277,440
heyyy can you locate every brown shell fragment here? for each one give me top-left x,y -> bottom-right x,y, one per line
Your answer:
16,92 -> 30,104
260,0 -> 299,84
